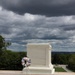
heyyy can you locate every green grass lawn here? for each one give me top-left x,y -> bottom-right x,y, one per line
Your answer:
55,67 -> 66,72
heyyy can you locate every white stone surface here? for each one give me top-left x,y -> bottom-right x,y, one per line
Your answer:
0,71 -> 75,75
23,43 -> 55,74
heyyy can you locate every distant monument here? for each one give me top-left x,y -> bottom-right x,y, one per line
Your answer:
23,43 -> 55,74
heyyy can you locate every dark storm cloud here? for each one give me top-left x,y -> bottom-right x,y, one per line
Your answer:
41,35 -> 68,40
60,25 -> 75,31
0,0 -> 75,16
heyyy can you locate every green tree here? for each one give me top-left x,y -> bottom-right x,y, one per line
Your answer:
0,50 -> 27,70
0,35 -> 11,55
52,53 -> 70,64
68,54 -> 75,72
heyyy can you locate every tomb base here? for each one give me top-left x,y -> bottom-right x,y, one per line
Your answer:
23,65 -> 55,74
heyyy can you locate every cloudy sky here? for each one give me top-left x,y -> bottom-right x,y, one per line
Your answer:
0,0 -> 75,52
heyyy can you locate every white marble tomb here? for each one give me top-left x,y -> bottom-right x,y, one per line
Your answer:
23,43 -> 55,74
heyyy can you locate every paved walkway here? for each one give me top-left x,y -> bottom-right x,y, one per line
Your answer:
59,65 -> 73,72
0,70 -> 75,75
54,65 -> 73,72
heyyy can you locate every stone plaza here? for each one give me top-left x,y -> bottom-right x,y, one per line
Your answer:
0,70 -> 74,75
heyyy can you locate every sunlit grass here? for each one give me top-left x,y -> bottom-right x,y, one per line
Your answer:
55,67 -> 66,72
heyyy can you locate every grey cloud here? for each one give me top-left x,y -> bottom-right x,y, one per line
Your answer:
60,25 -> 75,31
0,26 -> 11,34
0,8 -> 75,51
41,34 -> 68,40
0,10 -> 74,41
0,0 -> 75,16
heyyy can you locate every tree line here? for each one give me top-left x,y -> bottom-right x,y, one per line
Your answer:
52,52 -> 75,72
0,35 -> 26,70
0,50 -> 26,70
